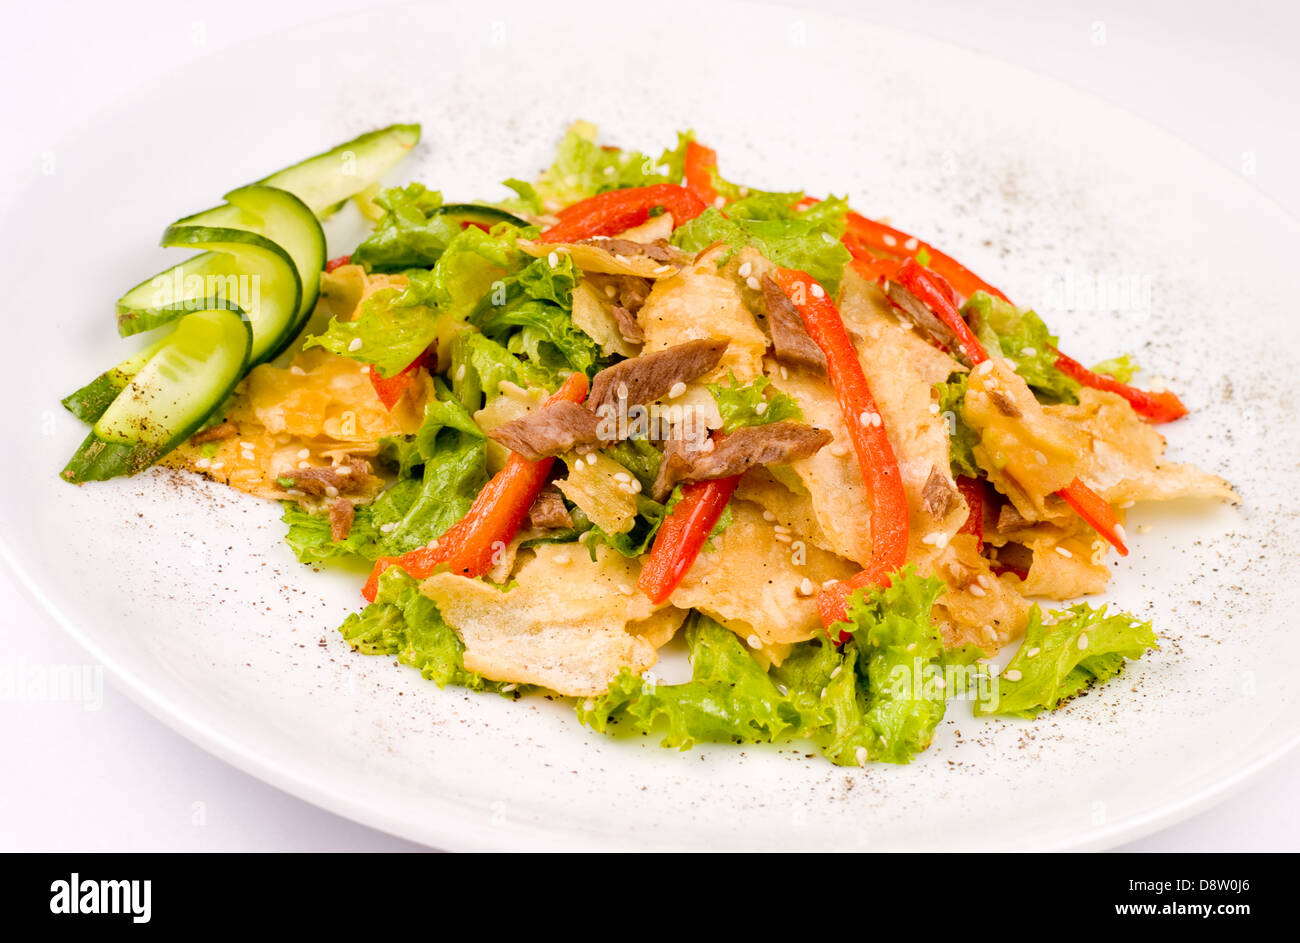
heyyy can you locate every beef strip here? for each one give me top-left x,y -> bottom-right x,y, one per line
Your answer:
921,466 -> 961,519
190,421 -> 238,445
586,273 -> 652,316
609,305 -> 644,344
587,338 -> 728,414
651,421 -> 832,500
988,388 -> 1022,418
996,501 -> 1033,533
884,280 -> 963,353
328,499 -> 355,542
527,486 -> 573,530
280,458 -> 374,497
487,400 -> 606,462
577,237 -> 680,264
761,275 -> 827,373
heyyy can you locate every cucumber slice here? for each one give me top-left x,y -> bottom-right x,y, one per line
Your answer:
256,123 -> 421,218
174,185 -> 325,325
62,308 -> 251,483
62,331 -> 172,424
433,203 -> 529,229
118,225 -> 300,364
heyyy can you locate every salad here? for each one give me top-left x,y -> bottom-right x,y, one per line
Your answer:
61,122 -> 1236,766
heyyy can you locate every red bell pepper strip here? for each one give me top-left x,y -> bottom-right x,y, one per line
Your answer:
1058,477 -> 1129,556
843,212 -> 1011,304
540,184 -> 706,242
892,258 -> 990,366
843,212 -> 1188,424
1053,350 -> 1188,424
637,474 -> 739,605
324,254 -> 352,273
773,268 -> 910,631
683,140 -> 722,208
369,360 -> 420,411
880,263 -> 1131,558
361,371 -> 590,601
955,476 -> 985,551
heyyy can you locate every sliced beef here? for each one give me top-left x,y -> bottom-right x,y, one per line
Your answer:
577,237 -> 680,264
610,305 -> 644,344
487,400 -> 605,462
527,486 -> 573,530
761,275 -> 827,373
651,421 -> 832,500
587,338 -> 728,414
996,500 -> 1033,533
921,466 -> 961,519
328,499 -> 355,542
988,388 -> 1022,418
586,273 -> 652,317
190,421 -> 238,445
885,280 -> 962,353
280,459 -> 374,497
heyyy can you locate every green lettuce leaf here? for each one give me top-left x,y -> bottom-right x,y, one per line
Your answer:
1090,353 -> 1140,383
339,568 -> 500,690
671,196 -> 851,294
305,226 -> 522,377
707,373 -> 803,433
976,603 -> 1157,718
580,567 -> 954,765
532,121 -> 678,209
471,253 -> 601,377
448,330 -> 555,411
350,183 -> 455,271
964,291 -> 1079,403
934,371 -> 980,478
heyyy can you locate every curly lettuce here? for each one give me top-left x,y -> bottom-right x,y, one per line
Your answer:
976,603 -> 1157,718
672,195 -> 852,294
707,374 -> 803,433
580,567 -> 957,765
532,121 -> 682,210
963,291 -> 1079,403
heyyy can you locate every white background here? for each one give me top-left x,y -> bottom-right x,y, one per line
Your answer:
1,0 -> 1296,851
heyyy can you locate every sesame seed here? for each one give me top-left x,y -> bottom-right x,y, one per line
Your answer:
501,683 -> 518,693
773,524 -> 791,535
379,522 -> 398,534
240,451 -> 255,462
779,365 -> 789,380
762,510 -> 776,522
289,366 -> 306,376
810,283 -> 825,298
1034,451 -> 1048,465
738,261 -> 752,278
830,665 -> 842,679
297,461 -> 310,469
775,684 -> 789,696
799,577 -> 815,596
881,234 -> 897,247
629,479 -> 642,494
922,532 -> 948,548
713,196 -> 727,209
773,533 -> 792,544
821,232 -> 835,244
668,381 -> 687,399
455,365 -> 466,381
754,401 -> 768,415
1026,647 -> 1040,658
617,583 -> 634,596
976,573 -> 992,589
195,457 -> 211,469
1078,634 -> 1089,650
324,485 -> 339,498
830,443 -> 848,457
360,366 -> 370,374
903,237 -> 919,251
613,471 -> 632,483
968,584 -> 986,598
746,634 -> 762,649
1003,669 -> 1023,682
347,337 -> 363,352
583,699 -> 596,712
1055,546 -> 1073,558
553,552 -> 570,565
855,746 -> 869,766
547,251 -> 559,267
1021,347 -> 1037,357
296,449 -> 310,460
746,276 -> 760,291
604,285 -> 617,299
974,360 -> 993,376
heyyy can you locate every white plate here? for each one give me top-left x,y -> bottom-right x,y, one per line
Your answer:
3,0 -> 1298,851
